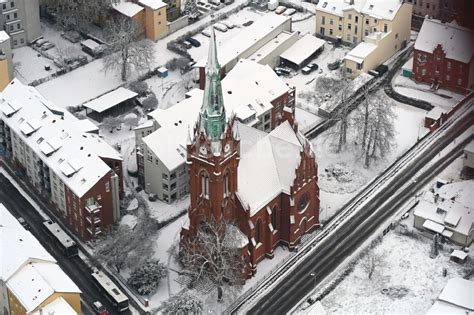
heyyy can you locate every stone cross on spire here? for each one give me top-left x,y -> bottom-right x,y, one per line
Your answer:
199,26 -> 226,142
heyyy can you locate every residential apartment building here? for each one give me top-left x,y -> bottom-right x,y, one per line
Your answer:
0,203 -> 82,314
405,0 -> 473,30
0,0 -> 40,48
412,18 -> 474,93
0,79 -> 123,241
0,30 -> 12,90
135,59 -> 296,203
315,0 -> 412,47
113,0 -> 169,41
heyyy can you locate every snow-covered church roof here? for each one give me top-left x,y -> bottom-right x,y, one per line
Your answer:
236,121 -> 307,216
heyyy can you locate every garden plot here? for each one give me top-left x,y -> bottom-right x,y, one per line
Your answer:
12,46 -> 60,85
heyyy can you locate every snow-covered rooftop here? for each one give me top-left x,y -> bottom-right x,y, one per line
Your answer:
196,15 -> 291,68
72,118 -> 99,134
316,0 -> 402,20
280,34 -> 325,66
344,42 -> 377,63
415,19 -> 474,63
7,262 -> 81,312
80,39 -> 101,50
0,204 -> 56,282
237,121 -> 307,215
113,1 -> 144,17
144,60 -> 289,171
32,296 -> 78,315
83,87 -> 137,113
139,0 -> 167,10
0,79 -> 122,197
464,140 -> 474,154
438,278 -> 474,311
0,30 -> 9,43
248,31 -> 297,64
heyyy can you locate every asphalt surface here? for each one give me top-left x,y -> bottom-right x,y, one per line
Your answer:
0,173 -> 125,315
243,104 -> 473,313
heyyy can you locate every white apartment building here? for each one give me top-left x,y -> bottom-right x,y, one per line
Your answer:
0,0 -> 41,47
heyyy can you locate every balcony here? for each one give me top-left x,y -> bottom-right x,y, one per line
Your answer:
87,226 -> 102,236
86,216 -> 101,225
85,202 -> 102,214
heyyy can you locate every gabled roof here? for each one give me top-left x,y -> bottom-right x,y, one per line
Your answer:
237,121 -> 306,215
415,19 -> 474,63
0,204 -> 56,282
316,0 -> 402,20
0,79 -> 122,197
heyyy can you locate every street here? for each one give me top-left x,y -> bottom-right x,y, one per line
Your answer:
0,172 -> 127,315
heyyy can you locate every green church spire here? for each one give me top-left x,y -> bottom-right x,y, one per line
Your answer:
200,26 -> 226,141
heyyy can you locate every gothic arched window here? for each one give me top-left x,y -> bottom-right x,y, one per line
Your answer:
201,172 -> 209,199
271,206 -> 277,230
223,172 -> 229,197
255,219 -> 262,245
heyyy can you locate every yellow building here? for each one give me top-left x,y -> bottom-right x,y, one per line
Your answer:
0,58 -> 9,91
315,0 -> 412,77
0,204 -> 82,315
113,0 -> 168,42
0,31 -> 12,91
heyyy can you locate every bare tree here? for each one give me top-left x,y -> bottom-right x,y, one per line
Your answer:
362,252 -> 383,280
103,16 -> 155,81
180,217 -> 246,302
101,116 -> 122,133
95,225 -> 136,273
124,115 -> 140,130
352,91 -> 396,168
42,0 -> 120,30
183,0 -> 200,20
161,293 -> 203,314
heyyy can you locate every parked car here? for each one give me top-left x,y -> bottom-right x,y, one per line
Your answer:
17,217 -> 29,230
92,301 -> 108,315
222,21 -> 235,29
302,63 -> 319,74
327,60 -> 341,70
201,29 -> 211,37
242,20 -> 254,27
275,5 -> 287,14
61,30 -> 81,43
41,42 -> 56,51
214,23 -> 228,32
283,8 -> 296,15
35,38 -> 48,47
275,67 -> 290,76
182,40 -> 192,49
186,37 -> 201,47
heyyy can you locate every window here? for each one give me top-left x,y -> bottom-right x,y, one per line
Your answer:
147,152 -> 152,162
298,193 -> 309,213
320,27 -> 325,35
223,172 -> 229,197
365,29 -> 369,36
13,39 -> 17,46
446,74 -> 450,81
346,34 -> 351,41
457,78 -> 462,85
255,220 -> 262,244
365,19 -> 369,25
10,1 -> 14,8
384,24 -> 388,32
2,4 -> 5,10
374,19 -> 378,23
354,25 -> 358,34
346,67 -> 352,73
17,23 -> 20,30
201,173 -> 209,199
348,23 -> 352,30
271,206 -> 277,230
329,28 -> 333,35
6,14 -> 10,20
321,16 -> 325,25
162,173 -> 169,180
86,197 -> 95,206
163,183 -> 169,190
20,38 -> 24,44
356,61 -> 363,70
395,33 -> 398,39
322,1 -> 327,8
97,194 -> 101,200
422,68 -> 427,76
447,61 -> 451,70
10,25 -> 14,32
105,182 -> 110,192
14,12 -> 17,19
330,18 -> 333,25
348,14 -> 352,19
338,24 -> 342,31
170,182 -> 176,190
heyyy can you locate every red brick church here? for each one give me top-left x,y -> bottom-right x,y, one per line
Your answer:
180,27 -> 320,276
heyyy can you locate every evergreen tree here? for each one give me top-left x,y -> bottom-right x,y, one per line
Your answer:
128,259 -> 167,295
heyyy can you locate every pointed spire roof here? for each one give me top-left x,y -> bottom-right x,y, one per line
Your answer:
199,26 -> 226,142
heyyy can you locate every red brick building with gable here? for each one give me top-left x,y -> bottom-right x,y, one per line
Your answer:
412,18 -> 474,94
180,27 -> 320,276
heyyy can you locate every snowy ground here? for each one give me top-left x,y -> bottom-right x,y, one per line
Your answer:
12,46 -> 60,84
313,92 -> 428,222
393,62 -> 464,111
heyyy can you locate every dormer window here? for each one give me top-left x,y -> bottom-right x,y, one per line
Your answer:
322,2 -> 328,8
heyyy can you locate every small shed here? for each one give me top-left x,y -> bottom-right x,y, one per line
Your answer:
80,39 -> 105,57
402,57 -> 413,78
83,87 -> 138,122
450,250 -> 468,264
279,34 -> 325,69
157,67 -> 168,78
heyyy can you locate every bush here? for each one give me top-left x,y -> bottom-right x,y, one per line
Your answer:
161,293 -> 203,315
128,259 -> 167,295
129,81 -> 150,97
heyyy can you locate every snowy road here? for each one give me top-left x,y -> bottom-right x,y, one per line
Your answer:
226,96 -> 473,313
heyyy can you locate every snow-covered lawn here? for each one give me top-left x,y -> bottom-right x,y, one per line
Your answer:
393,64 -> 464,111
314,94 -> 428,221
316,230 -> 469,314
12,46 -> 60,84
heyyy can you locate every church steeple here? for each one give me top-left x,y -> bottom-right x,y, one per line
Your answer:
199,26 -> 226,142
